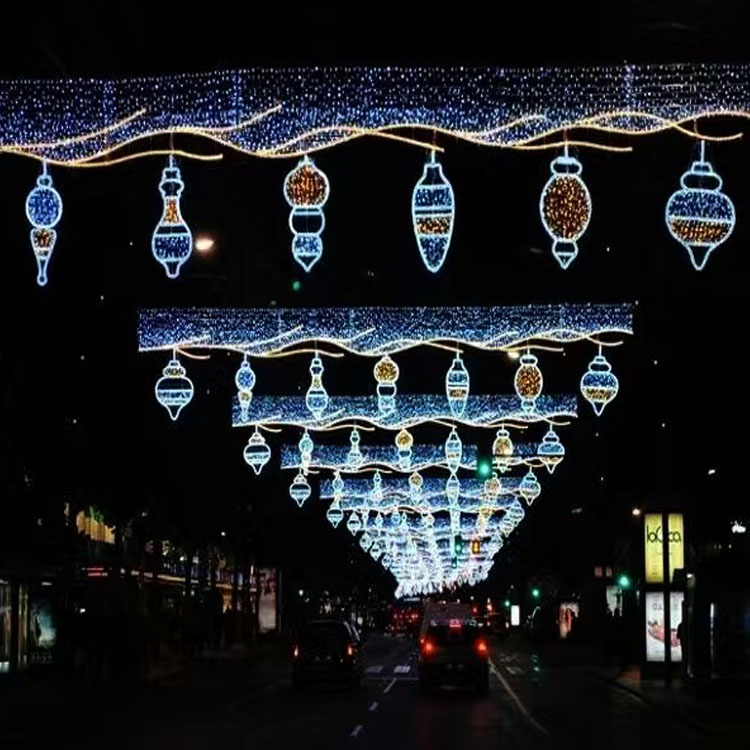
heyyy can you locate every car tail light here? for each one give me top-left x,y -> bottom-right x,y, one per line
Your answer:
421,639 -> 435,656
293,645 -> 300,658
347,644 -> 355,658
475,639 -> 488,657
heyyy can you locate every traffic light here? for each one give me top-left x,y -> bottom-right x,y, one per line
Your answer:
454,535 -> 464,556
531,587 -> 540,599
617,574 -> 631,589
471,539 -> 481,555
504,599 -> 511,609
451,556 -> 458,569
476,459 -> 492,479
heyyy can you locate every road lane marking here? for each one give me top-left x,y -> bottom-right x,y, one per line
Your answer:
350,725 -> 363,738
369,701 -> 379,712
489,659 -> 550,737
394,665 -> 410,674
383,678 -> 397,694
366,665 -> 384,674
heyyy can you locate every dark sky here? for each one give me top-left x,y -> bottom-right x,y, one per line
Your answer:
1,2 -> 746,595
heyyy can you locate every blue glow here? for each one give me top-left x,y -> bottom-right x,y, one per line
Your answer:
326,499 -> 344,528
412,150 -> 455,272
154,355 -> 194,421
284,155 -> 330,272
298,429 -> 314,472
243,428 -> 271,475
445,354 -> 470,417
151,156 -> 192,279
665,141 -> 735,271
537,427 -> 565,474
305,354 -> 329,419
580,350 -> 620,415
539,147 -> 592,269
519,468 -> 542,505
25,162 -> 62,287
289,471 -> 312,507
235,356 -> 256,421
396,429 -> 414,471
444,429 -> 463,474
347,511 -> 362,535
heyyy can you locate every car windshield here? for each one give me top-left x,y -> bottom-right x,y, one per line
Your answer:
426,623 -> 480,644
301,622 -> 350,647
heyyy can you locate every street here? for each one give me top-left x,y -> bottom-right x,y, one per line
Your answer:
2,632 -> 737,750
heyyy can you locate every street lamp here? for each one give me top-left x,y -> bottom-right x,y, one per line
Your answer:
194,234 -> 216,254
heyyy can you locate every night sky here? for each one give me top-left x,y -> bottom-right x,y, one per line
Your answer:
1,3 -> 747,596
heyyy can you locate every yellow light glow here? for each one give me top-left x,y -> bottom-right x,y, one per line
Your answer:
195,235 -> 216,253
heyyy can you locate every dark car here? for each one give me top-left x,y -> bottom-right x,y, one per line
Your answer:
292,620 -> 363,689
418,620 -> 490,694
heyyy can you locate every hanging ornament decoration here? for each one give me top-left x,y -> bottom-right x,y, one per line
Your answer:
538,426 -> 565,474
372,470 -> 384,504
665,141 -> 735,271
446,473 -> 461,507
484,472 -> 502,499
284,155 -> 330,272
289,471 -> 312,507
514,351 -> 543,412
25,161 -> 63,287
359,532 -> 373,552
151,155 -> 193,279
154,353 -> 194,421
445,353 -> 470,417
305,354 -> 329,419
235,355 -> 256,421
298,429 -> 314,471
243,428 -> 272,475
326,499 -> 344,528
580,348 -> 620,415
370,541 -> 383,560
373,355 -> 400,414
492,426 -> 514,473
332,471 -> 345,498
409,471 -> 424,499
539,145 -> 592,269
518,468 -> 542,505
395,428 -> 414,471
444,428 -> 463,473
347,511 -> 363,536
347,427 -> 364,468
411,149 -> 456,272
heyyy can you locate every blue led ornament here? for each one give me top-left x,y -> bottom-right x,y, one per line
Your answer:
580,348 -> 619,415
298,429 -> 314,471
412,150 -> 455,272
284,155 -> 330,272
359,532 -> 373,552
538,427 -> 565,474
235,355 -> 256,421
665,141 -> 735,271
446,474 -> 461,508
327,499 -> 344,528
514,352 -> 543,412
347,427 -> 364,468
289,471 -> 312,507
305,354 -> 329,419
445,354 -> 470,417
370,541 -> 383,560
374,355 -> 399,414
519,468 -> 542,505
444,428 -> 463,473
484,472 -> 502,499
25,162 -> 62,287
372,471 -> 384,503
492,427 -> 514,473
395,429 -> 414,471
347,511 -> 363,535
154,354 -> 194,421
540,145 -> 592,269
152,155 -> 192,279
243,428 -> 272,475
332,471 -> 345,498
409,471 -> 424,499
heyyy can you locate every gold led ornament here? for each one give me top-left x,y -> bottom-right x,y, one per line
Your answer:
514,351 -> 543,412
492,427 -> 514,473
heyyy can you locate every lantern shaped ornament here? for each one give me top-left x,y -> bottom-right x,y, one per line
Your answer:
306,354 -> 329,419
444,428 -> 463,473
492,427 -> 514,473
514,351 -> 543,412
372,470 -> 384,504
580,348 -> 620,415
445,354 -> 470,417
374,355 -> 399,414
155,354 -> 194,421
665,141 -> 735,271
347,511 -> 363,536
298,429 -> 314,471
519,469 -> 542,505
412,150 -> 456,272
538,427 -> 565,474
152,155 -> 193,279
347,427 -> 364,468
539,145 -> 592,269
332,471 -> 345,499
395,428 -> 414,471
370,541 -> 383,561
235,356 -> 256,420
25,162 -> 63,287
327,499 -> 344,528
359,532 -> 373,552
409,471 -> 424,499
243,428 -> 272,475
284,155 -> 330,272
484,472 -> 502,499
446,473 -> 461,508
289,471 -> 312,507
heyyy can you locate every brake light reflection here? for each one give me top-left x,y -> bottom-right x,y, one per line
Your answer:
347,644 -> 355,657
475,639 -> 488,657
422,639 -> 435,655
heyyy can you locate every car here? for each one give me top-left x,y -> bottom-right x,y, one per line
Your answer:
292,619 -> 363,690
418,619 -> 490,694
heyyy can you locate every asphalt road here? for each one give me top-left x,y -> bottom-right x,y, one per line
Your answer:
0,633 -> 736,749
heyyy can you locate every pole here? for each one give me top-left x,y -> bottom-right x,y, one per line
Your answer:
662,512 -> 671,687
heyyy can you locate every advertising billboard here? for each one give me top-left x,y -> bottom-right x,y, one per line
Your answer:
258,568 -> 278,634
645,591 -> 684,662
644,513 -> 684,583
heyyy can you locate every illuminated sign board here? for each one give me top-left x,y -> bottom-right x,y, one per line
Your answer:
510,605 -> 520,627
645,591 -> 684,662
644,513 -> 684,584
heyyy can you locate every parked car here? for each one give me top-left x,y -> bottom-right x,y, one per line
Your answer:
418,619 -> 490,694
292,619 -> 363,689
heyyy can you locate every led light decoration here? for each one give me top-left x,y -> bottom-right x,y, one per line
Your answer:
298,430 -> 314,471
540,146 -> 592,269
359,532 -> 373,552
665,141 -> 735,270
538,427 -> 565,474
235,355 -> 256,421
412,150 -> 455,272
514,352 -> 543,412
327,499 -> 344,528
492,427 -> 514,473
151,155 -> 192,279
347,511 -> 363,535
289,471 -> 312,507
484,472 -> 502,499
446,474 -> 461,507
305,354 -> 329,419
396,428 -> 414,471
444,429 -> 463,474
409,471 -> 424,499
445,353 -> 470,417
519,468 -> 542,505
372,471 -> 384,503
580,348 -> 620,415
284,155 -> 330,272
154,354 -> 194,421
347,428 -> 364,468
25,161 -> 62,287
374,355 -> 399,414
243,428 -> 272,475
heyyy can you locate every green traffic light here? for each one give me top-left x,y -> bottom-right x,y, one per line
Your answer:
292,280 -> 302,292
477,460 -> 492,478
618,574 -> 631,589
531,587 -> 540,599
504,599 -> 511,608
